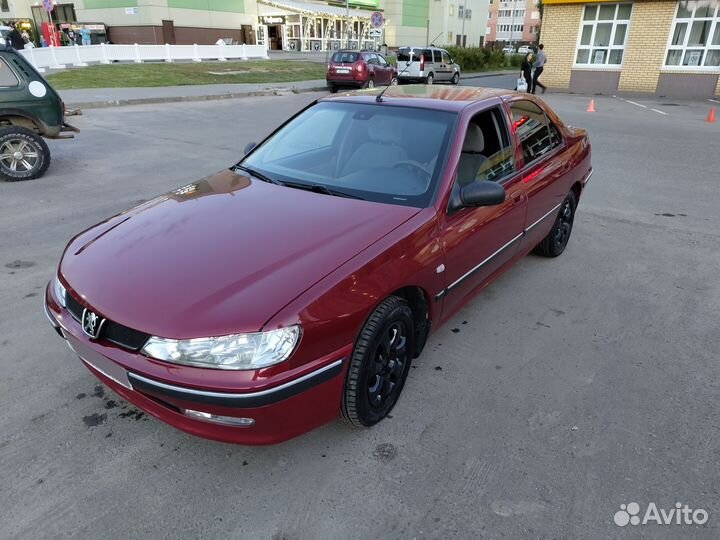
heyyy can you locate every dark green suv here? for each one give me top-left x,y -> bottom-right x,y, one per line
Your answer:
0,44 -> 78,181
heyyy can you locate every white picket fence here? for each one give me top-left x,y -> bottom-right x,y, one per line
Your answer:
19,43 -> 270,72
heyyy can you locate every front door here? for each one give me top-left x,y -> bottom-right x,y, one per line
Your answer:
162,20 -> 176,44
438,106 -> 526,317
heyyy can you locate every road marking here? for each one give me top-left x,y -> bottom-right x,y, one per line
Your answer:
626,99 -> 647,109
651,108 -> 669,116
708,98 -> 720,104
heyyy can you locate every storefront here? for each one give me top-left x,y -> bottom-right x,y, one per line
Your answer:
541,0 -> 720,98
257,0 -> 378,52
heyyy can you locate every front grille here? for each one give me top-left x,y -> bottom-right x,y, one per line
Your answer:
66,292 -> 150,351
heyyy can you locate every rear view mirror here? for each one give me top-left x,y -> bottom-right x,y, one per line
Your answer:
244,142 -> 257,155
460,181 -> 506,207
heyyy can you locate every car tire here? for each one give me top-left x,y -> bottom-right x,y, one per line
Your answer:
342,295 -> 415,427
451,72 -> 460,85
0,126 -> 50,182
328,85 -> 338,94
390,77 -> 398,86
534,191 -> 577,257
365,78 -> 375,89
425,73 -> 434,85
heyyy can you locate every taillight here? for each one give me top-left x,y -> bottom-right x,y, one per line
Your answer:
356,62 -> 364,72
420,54 -> 425,72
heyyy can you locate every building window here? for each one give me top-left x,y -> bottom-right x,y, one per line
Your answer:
465,8 -> 472,19
448,31 -> 453,42
1,0 -> 8,13
575,3 -> 633,66
665,2 -> 720,68
449,5 -> 455,16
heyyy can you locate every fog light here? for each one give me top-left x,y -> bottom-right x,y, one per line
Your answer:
182,408 -> 255,427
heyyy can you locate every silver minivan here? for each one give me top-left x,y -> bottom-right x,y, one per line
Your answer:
396,46 -> 461,85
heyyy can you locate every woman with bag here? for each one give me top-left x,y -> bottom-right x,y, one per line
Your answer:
518,52 -> 533,93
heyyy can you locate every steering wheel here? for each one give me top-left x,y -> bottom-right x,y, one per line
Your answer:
393,160 -> 431,180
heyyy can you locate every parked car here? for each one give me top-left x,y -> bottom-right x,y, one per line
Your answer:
502,46 -> 514,54
45,85 -> 592,445
517,45 -> 533,55
396,46 -> 460,85
0,44 -> 78,181
326,49 -> 397,92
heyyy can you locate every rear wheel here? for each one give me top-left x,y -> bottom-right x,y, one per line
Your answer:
365,78 -> 375,89
534,191 -> 577,257
0,127 -> 50,182
342,296 -> 415,427
451,72 -> 460,85
425,73 -> 434,85
328,84 -> 338,94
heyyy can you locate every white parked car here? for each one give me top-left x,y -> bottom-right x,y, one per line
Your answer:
517,45 -> 533,54
502,46 -> 514,54
396,46 -> 461,85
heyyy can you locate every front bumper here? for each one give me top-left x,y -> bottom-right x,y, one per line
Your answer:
45,285 -> 349,445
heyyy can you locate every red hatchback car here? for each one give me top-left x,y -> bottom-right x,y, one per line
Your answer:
326,49 -> 397,92
45,86 -> 592,445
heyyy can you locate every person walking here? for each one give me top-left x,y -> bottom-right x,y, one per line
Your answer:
6,22 -> 26,50
532,43 -> 547,94
520,52 -> 533,93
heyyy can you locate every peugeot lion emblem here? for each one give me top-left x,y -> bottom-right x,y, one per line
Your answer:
81,308 -> 105,339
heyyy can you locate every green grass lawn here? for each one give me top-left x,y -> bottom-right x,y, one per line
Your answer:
46,60 -> 327,89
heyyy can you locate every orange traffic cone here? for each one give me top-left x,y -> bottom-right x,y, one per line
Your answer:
706,106 -> 716,123
586,99 -> 596,113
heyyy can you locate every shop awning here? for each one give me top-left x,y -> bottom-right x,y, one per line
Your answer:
258,0 -> 375,19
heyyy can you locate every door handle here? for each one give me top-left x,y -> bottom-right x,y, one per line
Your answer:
511,191 -> 524,205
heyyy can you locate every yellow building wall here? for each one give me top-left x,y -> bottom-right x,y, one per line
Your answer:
617,1 -> 676,92
715,76 -> 720,96
540,4 -> 583,90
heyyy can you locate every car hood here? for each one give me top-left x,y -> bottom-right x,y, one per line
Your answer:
60,170 -> 420,339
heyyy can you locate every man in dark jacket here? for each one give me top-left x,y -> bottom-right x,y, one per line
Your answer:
7,23 -> 26,50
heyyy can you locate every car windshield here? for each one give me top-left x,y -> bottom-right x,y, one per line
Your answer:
331,52 -> 359,63
241,101 -> 456,207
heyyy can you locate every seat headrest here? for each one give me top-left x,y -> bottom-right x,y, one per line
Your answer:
367,115 -> 402,144
462,124 -> 485,153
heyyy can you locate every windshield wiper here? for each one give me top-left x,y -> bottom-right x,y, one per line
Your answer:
284,181 -> 364,200
233,164 -> 284,186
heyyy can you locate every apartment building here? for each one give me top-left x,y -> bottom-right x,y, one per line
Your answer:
485,0 -> 541,47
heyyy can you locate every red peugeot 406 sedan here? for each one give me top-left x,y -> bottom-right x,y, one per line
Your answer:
45,86 -> 592,445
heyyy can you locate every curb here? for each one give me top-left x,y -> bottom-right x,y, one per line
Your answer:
65,85 -> 328,109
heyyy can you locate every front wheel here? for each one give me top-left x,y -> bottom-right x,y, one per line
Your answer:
534,191 -> 577,257
342,296 -> 415,427
0,126 -> 51,182
425,73 -> 434,85
390,77 -> 398,86
451,72 -> 460,85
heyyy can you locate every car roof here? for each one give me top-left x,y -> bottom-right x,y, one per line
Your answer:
320,85 -> 523,112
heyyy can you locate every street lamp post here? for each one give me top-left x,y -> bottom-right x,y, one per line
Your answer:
461,0 -> 467,47
346,0 -> 350,48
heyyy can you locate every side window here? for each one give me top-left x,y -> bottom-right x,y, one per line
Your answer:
433,50 -> 442,63
365,53 -> 378,65
456,107 -> 515,187
548,120 -> 563,149
377,54 -> 388,66
0,59 -> 19,87
509,100 -> 553,164
423,49 -> 434,63
442,51 -> 451,63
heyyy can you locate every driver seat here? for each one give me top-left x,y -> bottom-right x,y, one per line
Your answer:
457,124 -> 487,187
342,116 -> 408,175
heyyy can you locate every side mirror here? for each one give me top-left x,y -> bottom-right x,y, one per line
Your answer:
243,142 -> 257,155
460,181 -> 506,207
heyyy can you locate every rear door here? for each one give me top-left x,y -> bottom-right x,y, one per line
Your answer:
507,99 -> 572,252
376,53 -> 394,83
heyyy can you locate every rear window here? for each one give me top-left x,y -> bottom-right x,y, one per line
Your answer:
397,47 -> 420,62
331,52 -> 359,63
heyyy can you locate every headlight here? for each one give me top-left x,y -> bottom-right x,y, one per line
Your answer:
141,326 -> 301,370
53,275 -> 67,308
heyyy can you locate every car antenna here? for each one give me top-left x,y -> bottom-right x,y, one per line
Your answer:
376,50 -> 414,103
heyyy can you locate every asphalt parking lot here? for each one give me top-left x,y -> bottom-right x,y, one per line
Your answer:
1,83 -> 719,539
